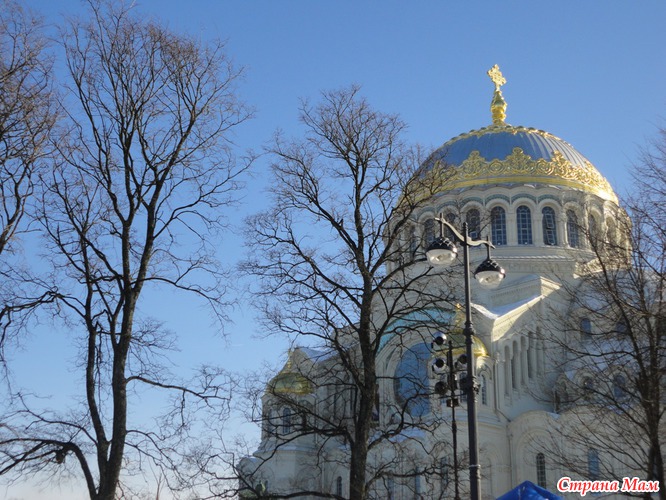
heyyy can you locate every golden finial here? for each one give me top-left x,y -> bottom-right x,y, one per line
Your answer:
487,64 -> 506,91
487,64 -> 507,125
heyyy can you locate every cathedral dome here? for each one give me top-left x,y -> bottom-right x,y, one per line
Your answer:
426,66 -> 618,204
267,350 -> 313,396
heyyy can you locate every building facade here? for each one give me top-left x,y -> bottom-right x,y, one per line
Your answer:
239,67 -> 648,499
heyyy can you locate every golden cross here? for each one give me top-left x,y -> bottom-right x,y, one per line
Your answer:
487,64 -> 506,92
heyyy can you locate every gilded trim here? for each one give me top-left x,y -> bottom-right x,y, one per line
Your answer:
435,147 -> 618,203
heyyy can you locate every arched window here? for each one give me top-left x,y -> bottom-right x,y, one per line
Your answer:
511,354 -> 517,389
490,206 -> 507,246
536,453 -> 547,488
466,209 -> 480,240
566,210 -> 580,248
516,206 -> 533,245
588,449 -> 600,480
335,476 -> 343,497
588,214 -> 599,246
282,407 -> 292,434
424,218 -> 436,249
613,374 -> 627,400
444,212 -> 457,240
480,374 -> 488,405
606,218 -> 617,246
580,317 -> 592,335
268,409 -> 277,435
394,343 -> 431,417
409,226 -> 418,259
542,207 -> 558,246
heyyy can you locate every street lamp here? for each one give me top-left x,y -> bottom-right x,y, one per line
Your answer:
426,214 -> 505,500
431,331 -> 465,500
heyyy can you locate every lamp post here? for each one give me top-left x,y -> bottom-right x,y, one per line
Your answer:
431,332 -> 464,500
426,214 -> 506,500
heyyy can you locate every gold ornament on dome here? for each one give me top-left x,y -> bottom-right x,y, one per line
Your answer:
435,146 -> 618,203
487,64 -> 507,125
268,354 -> 313,396
487,64 -> 506,91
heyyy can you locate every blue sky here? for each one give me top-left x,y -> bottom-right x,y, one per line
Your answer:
4,1 -> 666,498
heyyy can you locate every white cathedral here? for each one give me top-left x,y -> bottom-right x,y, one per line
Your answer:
239,67 -> 647,499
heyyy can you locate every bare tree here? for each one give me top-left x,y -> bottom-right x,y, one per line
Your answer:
0,1 -> 249,498
542,130 -> 665,498
241,87 -> 455,499
0,0 -> 57,356
0,0 -> 54,255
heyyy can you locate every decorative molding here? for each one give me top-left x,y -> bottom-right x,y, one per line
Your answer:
511,193 -> 538,204
485,193 -> 511,204
537,194 -> 562,205
435,146 -> 618,203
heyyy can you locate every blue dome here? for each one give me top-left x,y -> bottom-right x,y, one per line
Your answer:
425,124 -> 618,203
431,126 -> 591,168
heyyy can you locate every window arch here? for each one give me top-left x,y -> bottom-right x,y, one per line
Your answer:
606,217 -> 617,246
394,343 -> 431,417
613,374 -> 627,400
566,210 -> 580,248
424,218 -> 436,249
490,206 -> 507,246
444,212 -> 457,240
268,409 -> 277,435
282,407 -> 292,434
335,476 -> 343,497
542,207 -> 558,246
511,352 -> 517,389
408,225 -> 418,259
588,214 -> 599,245
536,453 -> 547,488
480,374 -> 488,405
516,206 -> 533,245
466,208 -> 480,240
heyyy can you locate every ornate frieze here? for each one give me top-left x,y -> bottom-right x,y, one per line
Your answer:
436,147 -> 618,203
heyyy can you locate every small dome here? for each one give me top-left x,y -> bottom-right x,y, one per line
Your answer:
268,351 -> 313,396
